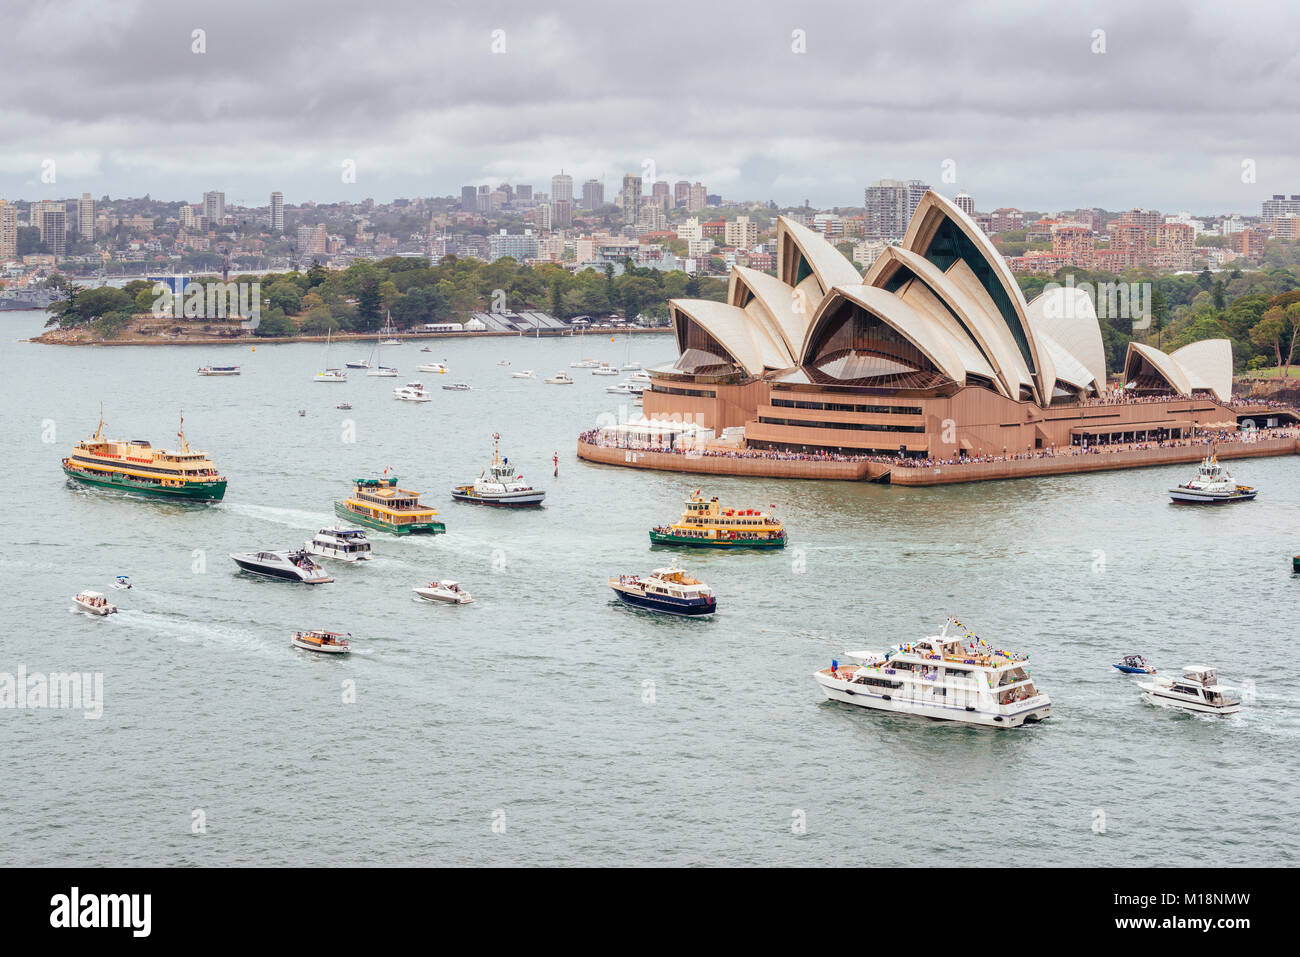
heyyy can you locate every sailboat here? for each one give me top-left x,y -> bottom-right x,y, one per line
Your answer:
366,329 -> 399,377
380,311 -> 402,346
570,324 -> 599,368
621,328 -> 640,370
315,328 -> 347,382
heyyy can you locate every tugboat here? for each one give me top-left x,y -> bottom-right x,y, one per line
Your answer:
649,490 -> 786,549
73,590 -> 117,616
305,527 -> 373,562
451,434 -> 546,507
813,618 -> 1051,728
608,560 -> 716,616
228,549 -> 334,584
1136,665 -> 1241,715
1113,654 -> 1156,675
62,408 -> 227,502
412,580 -> 474,604
1169,454 -> 1256,504
291,630 -> 352,654
335,476 -> 445,535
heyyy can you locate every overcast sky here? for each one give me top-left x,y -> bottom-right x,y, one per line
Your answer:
3,0 -> 1299,215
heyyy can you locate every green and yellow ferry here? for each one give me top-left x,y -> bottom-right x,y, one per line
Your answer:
62,411 -> 227,501
335,476 -> 445,535
649,491 -> 785,549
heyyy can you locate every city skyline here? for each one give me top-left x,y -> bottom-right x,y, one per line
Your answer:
4,0 -> 1300,212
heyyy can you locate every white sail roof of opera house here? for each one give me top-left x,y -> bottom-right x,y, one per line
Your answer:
662,189 -> 1229,408
1123,339 -> 1233,402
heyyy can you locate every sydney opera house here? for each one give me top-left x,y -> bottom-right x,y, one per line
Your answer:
631,190 -> 1252,462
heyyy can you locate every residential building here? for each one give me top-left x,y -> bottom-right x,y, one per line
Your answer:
687,182 -> 707,212
621,173 -> 642,224
0,200 -> 17,259
203,190 -> 225,225
582,179 -> 604,210
269,191 -> 284,232
78,192 -> 94,240
1262,194 -> 1300,220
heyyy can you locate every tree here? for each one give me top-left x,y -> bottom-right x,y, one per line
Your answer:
1249,306 -> 1286,369
356,277 -> 383,329
266,280 -> 303,314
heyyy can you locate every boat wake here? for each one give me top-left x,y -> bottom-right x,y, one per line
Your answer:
112,609 -> 279,657
223,502 -> 335,530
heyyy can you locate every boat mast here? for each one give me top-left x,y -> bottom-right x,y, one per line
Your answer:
94,402 -> 104,442
177,409 -> 190,452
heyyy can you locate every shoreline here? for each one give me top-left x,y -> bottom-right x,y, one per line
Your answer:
24,327 -> 673,347
576,435 -> 1300,485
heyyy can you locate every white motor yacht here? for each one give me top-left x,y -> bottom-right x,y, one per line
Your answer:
510,370 -> 536,379
394,382 -> 432,402
413,580 -> 474,604
545,372 -> 574,385
813,618 -> 1052,728
198,365 -> 240,376
305,527 -> 373,562
606,381 -> 635,395
229,549 -> 334,584
1137,666 -> 1242,715
73,590 -> 117,615
442,382 -> 471,391
418,362 -> 447,373
1169,454 -> 1256,504
591,363 -> 619,376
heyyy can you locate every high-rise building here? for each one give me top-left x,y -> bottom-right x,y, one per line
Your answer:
651,181 -> 670,210
269,191 -> 284,231
905,180 -> 930,221
724,216 -> 757,249
34,202 -> 67,256
552,199 -> 573,227
0,200 -> 17,260
955,191 -> 975,216
620,174 -> 642,224
460,185 -> 477,211
863,179 -> 909,240
180,205 -> 198,229
1262,194 -> 1300,220
687,182 -> 707,213
551,173 -> 574,204
297,223 -> 328,259
582,179 -> 604,210
203,190 -> 225,226
78,192 -> 95,240
674,181 -> 691,208
516,184 -> 533,201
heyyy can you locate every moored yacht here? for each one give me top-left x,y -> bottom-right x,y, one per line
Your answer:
451,433 -> 546,507
608,560 -> 715,616
442,382 -> 471,391
510,370 -> 536,379
1169,454 -> 1256,504
418,362 -> 447,373
813,618 -> 1051,728
545,371 -> 574,385
394,381 -> 432,402
591,363 -> 619,376
292,630 -> 351,654
229,549 -> 334,584
198,364 -> 240,376
315,329 -> 347,382
413,580 -> 474,604
1137,666 -> 1241,715
73,590 -> 117,615
305,527 -> 373,562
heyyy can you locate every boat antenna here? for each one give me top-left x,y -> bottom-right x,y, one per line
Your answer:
493,431 -> 501,465
178,409 -> 189,452
94,402 -> 104,441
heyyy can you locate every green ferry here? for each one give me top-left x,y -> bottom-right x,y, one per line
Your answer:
335,476 -> 445,535
62,412 -> 227,502
649,491 -> 786,549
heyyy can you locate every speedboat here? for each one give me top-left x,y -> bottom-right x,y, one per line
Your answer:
510,370 -> 536,379
451,433 -> 546,507
298,409 -> 306,416
442,382 -> 471,391
609,560 -> 715,616
812,618 -> 1052,728
198,365 -> 240,376
292,630 -> 351,654
73,590 -> 117,615
591,363 -> 619,376
111,575 -> 133,590
394,382 -> 432,402
418,362 -> 446,373
229,549 -> 334,584
497,359 -> 510,366
413,580 -> 474,604
1113,654 -> 1155,675
305,527 -> 373,562
336,402 -> 352,410
1137,665 -> 1241,715
1169,454 -> 1256,504
545,372 -> 574,385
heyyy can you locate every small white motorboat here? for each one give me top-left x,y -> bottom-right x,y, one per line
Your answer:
1137,666 -> 1242,715
111,575 -> 132,590
591,364 -> 619,376
545,372 -> 574,385
510,370 -> 536,379
336,402 -> 352,410
442,382 -> 471,391
394,382 -> 432,402
606,381 -> 635,395
73,590 -> 117,615
291,630 -> 352,654
497,359 -> 511,366
418,362 -> 447,374
198,365 -> 241,376
306,527 -> 373,562
413,580 -> 474,604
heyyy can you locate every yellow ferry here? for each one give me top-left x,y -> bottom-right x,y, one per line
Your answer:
62,410 -> 227,501
334,476 -> 445,535
649,490 -> 785,549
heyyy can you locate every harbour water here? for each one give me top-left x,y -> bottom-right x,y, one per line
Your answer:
3,310 -> 1297,866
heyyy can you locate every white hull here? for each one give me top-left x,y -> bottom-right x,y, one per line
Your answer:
198,369 -> 240,376
306,545 -> 371,562
292,637 -> 349,653
419,364 -> 447,373
367,369 -> 399,378
413,589 -> 473,604
1168,488 -> 1256,503
1138,685 -> 1241,714
73,598 -> 117,616
814,673 -> 1051,728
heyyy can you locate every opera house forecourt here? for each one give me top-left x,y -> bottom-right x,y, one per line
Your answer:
578,190 -> 1300,485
